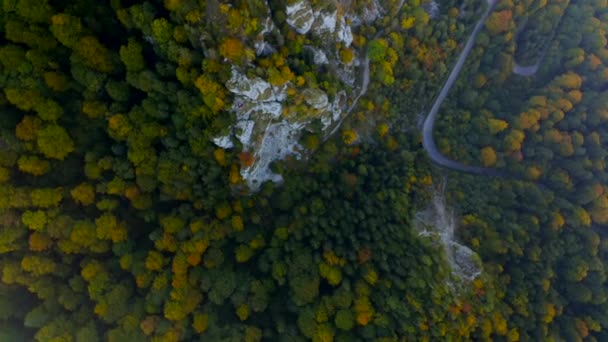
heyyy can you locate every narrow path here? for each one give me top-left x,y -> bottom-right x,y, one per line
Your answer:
512,6 -> 564,77
325,0 -> 403,141
325,55 -> 370,140
513,63 -> 539,76
512,30 -> 550,77
422,0 -> 500,175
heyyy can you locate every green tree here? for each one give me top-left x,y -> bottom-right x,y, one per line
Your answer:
335,309 -> 355,331
37,125 -> 75,160
120,39 -> 145,72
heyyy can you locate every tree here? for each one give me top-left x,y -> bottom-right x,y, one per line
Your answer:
18,155 -> 50,176
95,282 -> 134,323
554,72 -> 583,90
24,305 -> 51,328
219,37 -> 245,62
488,119 -> 508,134
335,309 -> 355,331
15,116 -> 41,141
480,146 -> 497,167
312,324 -> 334,342
75,36 -> 115,73
194,75 -> 226,114
151,18 -> 173,44
44,72 -> 70,92
342,130 -> 357,145
119,39 -> 145,72
486,10 -> 513,35
236,304 -> 250,321
192,313 -> 209,333
319,263 -> 342,286
21,256 -> 56,276
353,296 -> 374,326
368,39 -> 388,63
15,0 -> 55,23
22,210 -> 47,231
297,308 -> 316,338
504,130 -> 525,152
0,44 -> 28,72
4,88 -> 43,112
31,188 -> 63,208
70,220 -> 98,248
71,183 -> 95,206
290,275 -> 320,306
95,214 -> 127,242
75,321 -> 100,342
235,245 -> 254,263
145,251 -> 165,271
37,125 -> 75,160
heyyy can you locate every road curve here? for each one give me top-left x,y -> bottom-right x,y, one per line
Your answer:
513,3 -> 566,77
513,63 -> 539,76
422,0 -> 500,175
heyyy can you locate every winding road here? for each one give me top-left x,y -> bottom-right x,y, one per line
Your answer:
513,6 -> 564,77
513,63 -> 539,76
422,0 -> 502,175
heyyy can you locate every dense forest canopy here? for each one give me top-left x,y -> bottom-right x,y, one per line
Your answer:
1,0 -> 607,341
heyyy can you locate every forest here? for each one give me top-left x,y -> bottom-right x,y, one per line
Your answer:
0,0 -> 607,341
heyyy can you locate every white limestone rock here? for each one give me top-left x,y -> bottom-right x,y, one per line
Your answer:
337,17 -> 353,46
314,11 -> 337,34
286,0 -> 315,34
303,88 -> 329,110
235,120 -> 255,148
308,47 -> 329,64
213,135 -> 234,149
226,70 -> 275,102
241,121 -> 306,190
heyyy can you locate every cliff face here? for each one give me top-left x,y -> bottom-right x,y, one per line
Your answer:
213,0 -> 380,190
286,0 -> 315,34
415,186 -> 482,283
217,68 -> 346,190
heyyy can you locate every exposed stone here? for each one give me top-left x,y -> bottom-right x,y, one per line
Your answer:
226,70 -> 275,102
286,0 -> 315,34
303,88 -> 329,110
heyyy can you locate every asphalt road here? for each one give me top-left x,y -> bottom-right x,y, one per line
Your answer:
422,0 -> 501,175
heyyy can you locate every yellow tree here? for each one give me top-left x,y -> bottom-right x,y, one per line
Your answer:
553,72 -> 583,89
37,124 -> 75,160
145,251 -> 165,271
354,296 -> 374,326
517,110 -> 541,131
192,313 -> 209,333
31,188 -> 63,208
71,183 -> 95,206
18,155 -> 50,176
590,196 -> 608,224
44,71 -> 69,92
29,232 -> 52,251
194,75 -> 226,114
15,115 -> 41,141
504,130 -> 525,152
21,255 -> 56,276
488,118 -> 508,134
219,37 -> 245,62
480,146 -> 497,167
75,36 -> 115,73
486,10 -> 513,35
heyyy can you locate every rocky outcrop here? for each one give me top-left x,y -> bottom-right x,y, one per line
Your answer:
215,68 -> 349,190
226,71 -> 276,102
212,0 -> 384,190
415,186 -> 482,282
285,0 -> 354,47
286,0 -> 315,34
